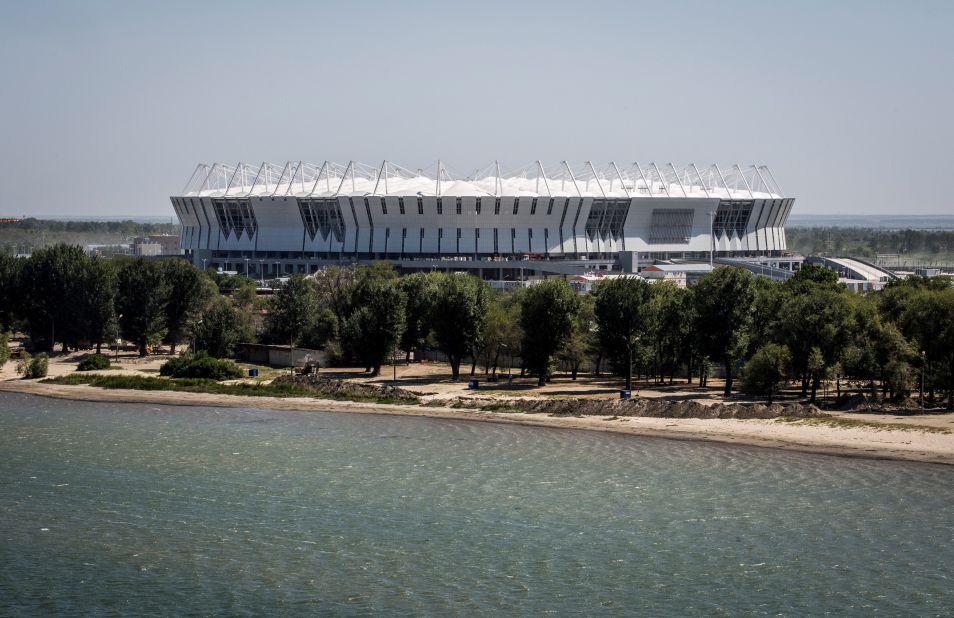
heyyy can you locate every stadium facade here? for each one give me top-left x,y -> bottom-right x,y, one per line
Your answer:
170,161 -> 794,279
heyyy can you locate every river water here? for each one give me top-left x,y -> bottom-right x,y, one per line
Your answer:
1,392 -> 952,616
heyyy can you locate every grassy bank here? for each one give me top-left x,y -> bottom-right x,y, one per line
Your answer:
40,374 -> 419,405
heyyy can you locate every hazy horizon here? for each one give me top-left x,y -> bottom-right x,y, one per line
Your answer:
2,1 -> 952,218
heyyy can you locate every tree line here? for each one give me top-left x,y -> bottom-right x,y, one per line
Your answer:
787,227 -> 954,263
0,218 -> 179,256
2,244 -> 952,408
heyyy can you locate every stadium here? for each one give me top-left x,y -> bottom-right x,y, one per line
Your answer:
170,161 -> 794,280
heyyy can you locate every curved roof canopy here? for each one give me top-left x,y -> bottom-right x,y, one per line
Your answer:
180,160 -> 784,200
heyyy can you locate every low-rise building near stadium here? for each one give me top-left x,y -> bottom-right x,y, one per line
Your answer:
170,160 -> 794,279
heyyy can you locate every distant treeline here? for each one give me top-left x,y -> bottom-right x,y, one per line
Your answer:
0,218 -> 180,254
787,227 -> 954,261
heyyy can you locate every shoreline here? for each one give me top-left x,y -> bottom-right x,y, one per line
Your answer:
3,380 -> 954,466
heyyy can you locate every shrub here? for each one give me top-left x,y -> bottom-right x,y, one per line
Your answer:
160,352 -> 243,380
21,352 -> 49,379
742,343 -> 791,403
16,350 -> 32,376
77,354 -> 111,371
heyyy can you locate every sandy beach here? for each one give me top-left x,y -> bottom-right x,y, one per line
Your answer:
3,370 -> 954,465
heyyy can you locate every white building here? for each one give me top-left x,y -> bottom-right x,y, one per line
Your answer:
170,160 -> 794,279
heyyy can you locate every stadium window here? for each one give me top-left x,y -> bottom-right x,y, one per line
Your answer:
380,197 -> 387,215
419,228 -> 424,239
494,198 -> 501,215
493,228 -> 499,253
398,197 -> 405,215
363,197 -> 374,226
513,198 -> 519,215
547,198 -> 554,215
456,197 -> 462,215
402,227 -> 407,238
475,198 -> 482,215
438,228 -> 443,239
530,198 -> 537,215
417,197 -> 424,214
437,198 -> 443,215
457,227 -> 462,238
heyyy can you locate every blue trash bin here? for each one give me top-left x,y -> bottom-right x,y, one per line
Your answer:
619,389 -> 631,400
249,368 -> 259,377
468,379 -> 479,389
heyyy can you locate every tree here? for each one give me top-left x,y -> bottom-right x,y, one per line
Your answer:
0,254 -> 20,332
75,256 -> 117,354
693,267 -> 756,397
594,276 -> 653,391
263,274 -> 319,347
0,331 -> 10,369
785,263 -> 841,293
342,279 -> 407,376
192,299 -> 252,358
397,272 -> 435,362
559,293 -> 596,380
17,244 -> 88,352
520,279 -> 580,386
116,259 -> 170,356
650,282 -> 694,384
742,343 -> 791,403
312,265 -> 357,327
429,273 -> 490,380
479,289 -> 524,376
162,260 -> 214,354
777,287 -> 854,402
899,287 -> 954,409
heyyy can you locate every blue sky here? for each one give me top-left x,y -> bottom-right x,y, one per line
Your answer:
1,0 -> 952,217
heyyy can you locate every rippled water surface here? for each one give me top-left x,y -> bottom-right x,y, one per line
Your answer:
2,392 -> 953,616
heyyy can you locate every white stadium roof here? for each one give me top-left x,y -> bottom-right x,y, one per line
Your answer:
181,161 -> 784,200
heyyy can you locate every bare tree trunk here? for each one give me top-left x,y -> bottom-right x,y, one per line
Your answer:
723,358 -> 733,397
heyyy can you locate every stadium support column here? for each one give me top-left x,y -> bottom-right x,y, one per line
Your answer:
708,210 -> 716,267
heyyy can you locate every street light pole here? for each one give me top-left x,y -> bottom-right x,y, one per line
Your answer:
244,257 -> 249,279
259,259 -> 264,286
920,350 -> 926,409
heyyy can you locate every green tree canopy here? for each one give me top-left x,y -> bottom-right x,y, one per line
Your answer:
161,260 -> 214,354
742,343 -> 792,403
263,274 -> 320,347
429,273 -> 490,380
693,267 -> 756,396
397,272 -> 436,361
18,244 -> 89,352
343,278 -> 407,376
594,276 -> 653,390
520,279 -> 580,386
115,259 -> 170,356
